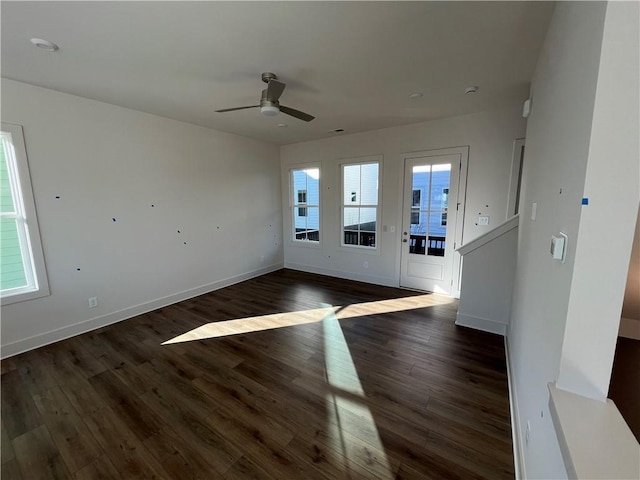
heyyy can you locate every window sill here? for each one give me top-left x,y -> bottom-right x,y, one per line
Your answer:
1,286 -> 50,305
548,382 -> 639,479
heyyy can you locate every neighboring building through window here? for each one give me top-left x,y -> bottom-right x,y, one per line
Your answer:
0,123 -> 49,303
342,160 -> 379,248
409,165 -> 450,256
291,168 -> 320,242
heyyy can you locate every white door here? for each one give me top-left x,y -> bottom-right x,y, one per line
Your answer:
400,148 -> 467,294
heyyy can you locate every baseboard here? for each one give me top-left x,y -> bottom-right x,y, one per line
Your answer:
618,317 -> 640,340
455,312 -> 507,336
1,263 -> 283,359
505,336 -> 525,480
284,262 -> 397,288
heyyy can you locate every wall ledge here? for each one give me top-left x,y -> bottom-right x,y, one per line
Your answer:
457,214 -> 519,256
548,382 -> 640,479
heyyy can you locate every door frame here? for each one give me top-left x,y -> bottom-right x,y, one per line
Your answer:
507,138 -> 525,218
397,146 -> 468,296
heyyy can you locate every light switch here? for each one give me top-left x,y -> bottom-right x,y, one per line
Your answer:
550,232 -> 568,263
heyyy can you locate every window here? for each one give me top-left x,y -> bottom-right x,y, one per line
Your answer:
411,189 -> 421,225
1,123 -> 49,304
342,161 -> 379,248
441,188 -> 449,226
291,168 -> 320,242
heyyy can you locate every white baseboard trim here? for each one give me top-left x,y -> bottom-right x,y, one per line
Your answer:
618,317 -> 640,340
284,262 -> 397,288
505,336 -> 525,480
1,263 -> 283,359
455,312 -> 507,336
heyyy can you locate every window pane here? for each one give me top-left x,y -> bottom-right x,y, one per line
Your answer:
343,207 -> 359,230
292,170 -> 307,205
412,167 -> 430,210
409,235 -> 426,255
343,165 -> 360,205
359,207 -> 376,232
410,211 -> 428,235
0,218 -> 27,290
430,164 -> 451,210
360,163 -> 379,205
0,139 -> 15,213
292,168 -> 320,243
306,169 -> 320,205
307,207 -> 319,231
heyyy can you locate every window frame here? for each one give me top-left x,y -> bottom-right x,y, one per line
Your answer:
340,156 -> 382,251
289,165 -> 321,245
0,123 -> 49,305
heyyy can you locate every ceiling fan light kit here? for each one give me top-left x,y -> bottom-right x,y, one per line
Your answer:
215,72 -> 315,122
260,105 -> 279,116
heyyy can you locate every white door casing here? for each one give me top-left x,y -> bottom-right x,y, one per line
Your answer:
400,147 -> 468,295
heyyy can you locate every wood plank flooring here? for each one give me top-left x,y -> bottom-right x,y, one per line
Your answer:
1,269 -> 514,479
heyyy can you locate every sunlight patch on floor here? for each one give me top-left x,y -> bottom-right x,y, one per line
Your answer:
322,305 -> 394,479
161,294 -> 453,345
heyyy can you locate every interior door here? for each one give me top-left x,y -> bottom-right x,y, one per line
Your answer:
400,149 -> 466,294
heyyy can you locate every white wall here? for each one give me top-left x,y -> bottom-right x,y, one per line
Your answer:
508,1 -> 639,478
456,217 -> 519,336
556,0 -> 639,400
1,79 -> 283,357
280,107 -> 526,288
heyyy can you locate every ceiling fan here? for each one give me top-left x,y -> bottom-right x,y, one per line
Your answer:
215,72 -> 315,122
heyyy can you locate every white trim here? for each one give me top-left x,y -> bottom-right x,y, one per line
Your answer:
0,263 -> 283,359
339,156 -> 383,252
507,138 -> 526,218
505,337 -> 525,480
398,146 -> 469,293
0,123 -> 50,304
287,163 -> 322,247
285,261 -> 396,288
456,215 -> 520,256
455,312 -> 507,335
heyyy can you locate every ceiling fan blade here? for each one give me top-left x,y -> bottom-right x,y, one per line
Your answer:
266,79 -> 286,102
280,105 -> 315,122
215,105 -> 259,113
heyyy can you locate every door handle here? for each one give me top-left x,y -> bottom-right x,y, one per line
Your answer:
403,232 -> 408,235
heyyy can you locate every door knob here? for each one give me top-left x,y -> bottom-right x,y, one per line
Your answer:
403,232 -> 408,235
403,239 -> 408,243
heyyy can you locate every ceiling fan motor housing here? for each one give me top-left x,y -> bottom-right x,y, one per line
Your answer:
260,89 -> 280,116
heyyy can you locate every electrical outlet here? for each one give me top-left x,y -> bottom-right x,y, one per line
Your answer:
525,421 -> 531,446
88,297 -> 98,309
478,216 -> 490,226
260,255 -> 265,263
363,261 -> 369,269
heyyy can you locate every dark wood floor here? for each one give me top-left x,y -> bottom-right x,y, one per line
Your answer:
609,336 -> 640,442
1,269 -> 514,479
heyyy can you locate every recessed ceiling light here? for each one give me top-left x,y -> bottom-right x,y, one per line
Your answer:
465,86 -> 479,94
277,123 -> 288,128
409,92 -> 423,99
30,38 -> 59,52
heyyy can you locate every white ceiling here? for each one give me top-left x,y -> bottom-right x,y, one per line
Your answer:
1,1 -> 555,145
